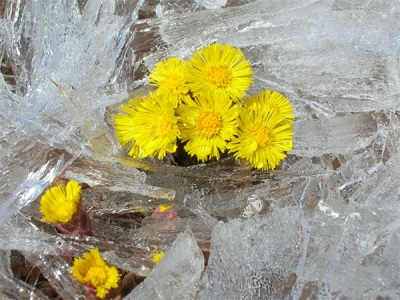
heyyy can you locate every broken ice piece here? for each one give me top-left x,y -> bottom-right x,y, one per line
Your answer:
125,229 -> 204,300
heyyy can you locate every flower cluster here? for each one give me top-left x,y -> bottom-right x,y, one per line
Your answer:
115,43 -> 294,170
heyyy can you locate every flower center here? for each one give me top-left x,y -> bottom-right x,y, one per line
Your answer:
86,267 -> 107,287
156,117 -> 175,137
251,124 -> 272,148
161,74 -> 181,93
196,111 -> 221,138
206,65 -> 232,88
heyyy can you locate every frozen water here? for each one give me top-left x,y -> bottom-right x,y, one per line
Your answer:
200,207 -> 302,299
193,0 -> 227,10
286,155 -> 400,298
0,271 -> 50,299
1,0 -> 400,298
126,229 -> 204,299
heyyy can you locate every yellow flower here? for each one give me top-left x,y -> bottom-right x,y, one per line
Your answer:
187,43 -> 253,100
229,102 -> 293,170
149,58 -> 189,108
132,93 -> 180,159
244,90 -> 295,120
114,96 -> 149,159
40,180 -> 82,224
152,204 -> 177,220
178,90 -> 239,162
151,247 -> 165,263
158,204 -> 173,212
71,249 -> 120,299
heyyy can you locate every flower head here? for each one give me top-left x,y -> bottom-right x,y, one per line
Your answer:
187,43 -> 253,100
151,247 -> 165,263
40,180 -> 82,224
71,249 -> 120,299
114,96 -> 149,159
152,204 -> 177,221
132,93 -> 180,159
158,204 -> 173,212
229,102 -> 293,170
244,90 -> 295,120
149,58 -> 189,108
178,90 -> 239,161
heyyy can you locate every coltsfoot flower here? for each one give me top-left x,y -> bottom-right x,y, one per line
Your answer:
151,247 -> 165,264
158,204 -> 172,212
229,102 -> 293,170
243,89 -> 295,120
40,180 -> 82,224
114,96 -> 149,159
40,180 -> 92,236
152,204 -> 177,221
187,43 -> 254,100
71,249 -> 120,299
132,93 -> 180,159
149,57 -> 189,108
178,90 -> 239,162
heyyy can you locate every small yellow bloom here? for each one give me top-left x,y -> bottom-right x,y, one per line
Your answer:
158,205 -> 173,212
152,204 -> 177,220
40,180 -> 82,224
114,96 -> 149,159
244,90 -> 295,120
132,93 -> 180,159
187,43 -> 253,100
71,249 -> 120,299
229,102 -> 293,170
178,90 -> 239,162
149,58 -> 189,108
151,247 -> 164,263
